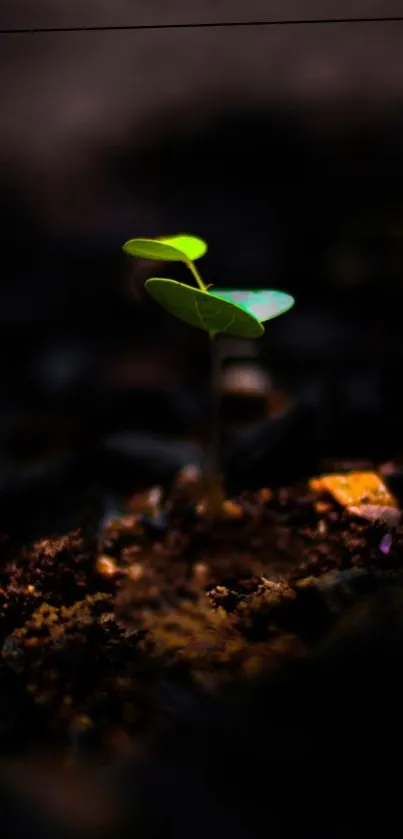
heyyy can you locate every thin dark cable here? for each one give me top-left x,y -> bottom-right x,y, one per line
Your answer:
1,16 -> 403,36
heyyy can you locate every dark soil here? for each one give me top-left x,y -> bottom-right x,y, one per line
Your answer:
0,468 -> 402,767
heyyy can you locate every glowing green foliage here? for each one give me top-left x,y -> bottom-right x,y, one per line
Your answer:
211,289 -> 295,322
122,233 -> 295,339
160,235 -> 207,261
122,234 -> 207,262
145,279 -> 264,338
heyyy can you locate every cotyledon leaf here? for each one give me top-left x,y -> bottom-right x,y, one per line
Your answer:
122,234 -> 207,262
159,235 -> 207,261
210,289 -> 295,321
145,279 -> 264,338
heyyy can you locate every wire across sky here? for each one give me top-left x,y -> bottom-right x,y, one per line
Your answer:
1,15 -> 403,36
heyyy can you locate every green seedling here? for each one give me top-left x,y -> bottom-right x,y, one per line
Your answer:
123,234 -> 294,338
122,233 -> 295,509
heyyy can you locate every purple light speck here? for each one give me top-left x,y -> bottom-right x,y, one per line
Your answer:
379,533 -> 393,555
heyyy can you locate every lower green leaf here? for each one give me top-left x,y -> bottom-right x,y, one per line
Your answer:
145,279 -> 264,338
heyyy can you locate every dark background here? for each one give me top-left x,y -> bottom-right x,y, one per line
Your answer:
1,8 -> 403,838
2,1 -> 403,525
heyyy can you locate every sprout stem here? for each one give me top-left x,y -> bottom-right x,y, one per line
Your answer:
204,332 -> 225,513
209,332 -> 221,474
186,260 -> 207,292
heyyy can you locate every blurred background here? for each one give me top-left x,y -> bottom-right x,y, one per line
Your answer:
1,0 -> 403,530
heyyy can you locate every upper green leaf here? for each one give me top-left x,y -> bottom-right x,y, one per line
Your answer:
211,289 -> 295,321
160,235 -> 207,261
145,279 -> 264,338
122,234 -> 207,262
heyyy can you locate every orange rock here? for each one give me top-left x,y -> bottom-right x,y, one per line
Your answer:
309,471 -> 397,509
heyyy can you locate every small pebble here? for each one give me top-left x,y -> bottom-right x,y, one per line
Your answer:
71,714 -> 93,733
221,500 -> 244,520
127,563 -> 144,582
176,465 -> 202,486
257,488 -> 272,503
261,578 -> 284,591
315,501 -> 332,515
295,576 -> 316,589
148,486 -> 163,511
108,515 -> 139,532
379,462 -> 396,476
348,505 -> 401,527
194,562 -> 209,586
96,555 -> 117,578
